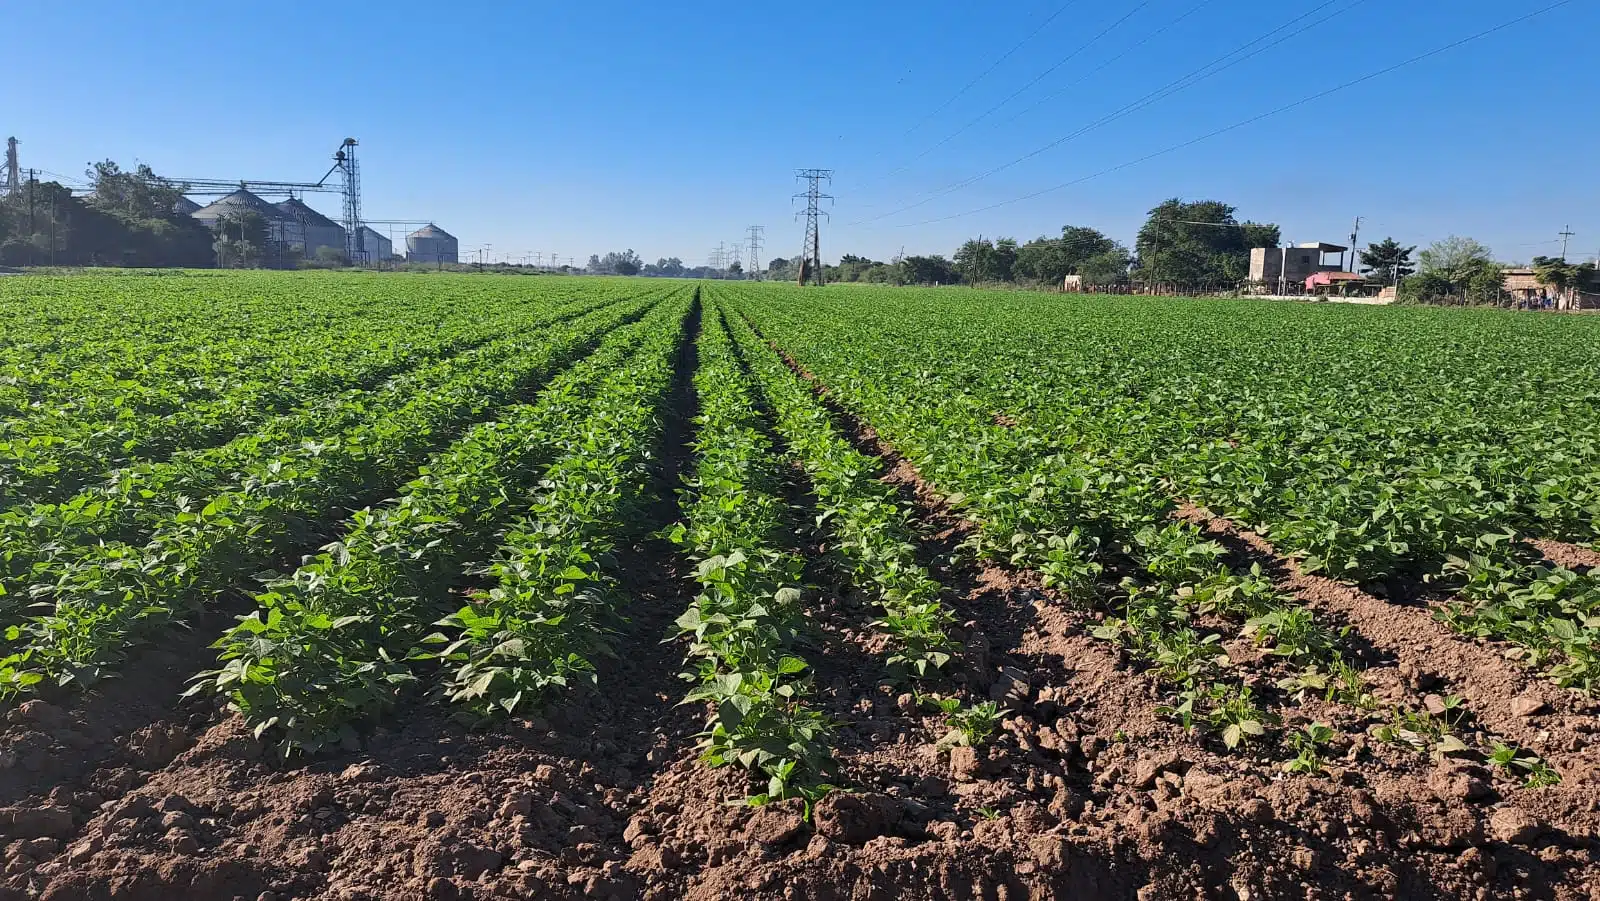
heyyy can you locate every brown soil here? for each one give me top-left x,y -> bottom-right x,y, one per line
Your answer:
3,319 -> 1599,901
1529,538 -> 1600,572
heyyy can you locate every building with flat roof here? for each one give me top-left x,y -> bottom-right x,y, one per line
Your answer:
1250,242 -> 1351,292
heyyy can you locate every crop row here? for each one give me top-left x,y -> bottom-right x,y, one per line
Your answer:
735,287 -> 1600,694
714,292 -> 960,682
0,287 -> 656,600
195,294 -> 691,750
0,273 -> 502,425
0,273 -> 573,423
0,288 -> 638,508
727,285 -> 1563,780
669,305 -> 834,802
0,291 -> 674,699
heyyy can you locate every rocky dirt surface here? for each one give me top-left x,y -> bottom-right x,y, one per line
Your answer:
0,351 -> 1597,901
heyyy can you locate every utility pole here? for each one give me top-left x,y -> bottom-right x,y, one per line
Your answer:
1559,225 -> 1574,260
1348,216 -> 1363,273
794,168 -> 833,287
27,170 -> 37,267
746,225 -> 764,280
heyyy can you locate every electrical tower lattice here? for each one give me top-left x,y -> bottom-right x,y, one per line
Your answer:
794,169 -> 832,286
746,225 -> 764,280
2,138 -> 19,196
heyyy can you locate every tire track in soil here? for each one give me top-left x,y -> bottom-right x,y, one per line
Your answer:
1,301 -> 697,901
743,318 -> 1600,901
0,302 -> 671,824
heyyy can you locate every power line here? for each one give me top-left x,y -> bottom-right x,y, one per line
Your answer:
851,0 -> 1365,226
863,0 -> 1155,190
901,0 -> 1576,228
995,0 -> 1217,129
892,0 -> 1086,143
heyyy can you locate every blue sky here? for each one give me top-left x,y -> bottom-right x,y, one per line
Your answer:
9,0 -> 1596,266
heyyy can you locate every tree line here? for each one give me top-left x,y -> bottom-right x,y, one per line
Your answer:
0,163 -> 217,268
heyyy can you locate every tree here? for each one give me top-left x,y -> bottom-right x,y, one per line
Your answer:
1463,260 -> 1507,306
1532,255 -> 1576,294
1240,222 -> 1281,250
953,237 -> 1017,283
1397,270 -> 1454,305
1135,199 -> 1269,288
590,249 -> 642,275
901,255 -> 958,285
726,261 -> 742,277
1015,226 -> 1121,284
1418,236 -> 1494,285
993,238 -> 1018,282
834,254 -> 882,283
1359,237 -> 1416,285
954,239 -> 995,284
1399,250 -> 1504,307
646,257 -> 685,277
1077,249 -> 1132,286
86,160 -> 187,221
1576,262 -> 1599,295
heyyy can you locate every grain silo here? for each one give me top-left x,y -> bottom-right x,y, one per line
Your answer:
276,198 -> 347,260
357,226 -> 393,263
191,188 -> 297,262
406,224 -> 458,264
172,196 -> 201,216
191,189 -> 293,251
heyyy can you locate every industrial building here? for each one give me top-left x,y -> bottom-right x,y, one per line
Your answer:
406,224 -> 459,264
276,198 -> 347,260
357,226 -> 393,263
170,138 -> 454,267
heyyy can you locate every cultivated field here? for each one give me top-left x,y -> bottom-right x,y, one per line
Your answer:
0,271 -> 1597,901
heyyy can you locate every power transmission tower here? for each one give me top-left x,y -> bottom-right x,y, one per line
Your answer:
794,169 -> 833,286
728,243 -> 742,270
746,225 -> 765,279
2,138 -> 18,196
1559,225 -> 1574,259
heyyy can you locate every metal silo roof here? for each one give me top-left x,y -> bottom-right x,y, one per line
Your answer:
276,198 -> 342,229
407,224 -> 455,240
191,189 -> 288,221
